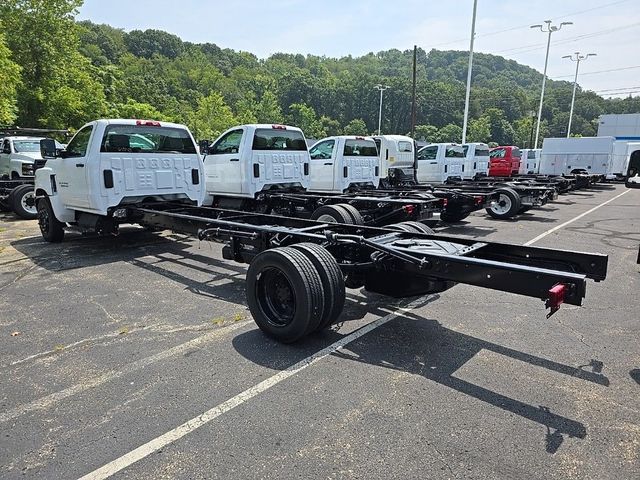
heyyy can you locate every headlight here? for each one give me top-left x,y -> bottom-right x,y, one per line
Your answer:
21,164 -> 34,176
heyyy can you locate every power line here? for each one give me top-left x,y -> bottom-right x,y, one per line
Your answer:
552,65 -> 640,78
594,86 -> 640,93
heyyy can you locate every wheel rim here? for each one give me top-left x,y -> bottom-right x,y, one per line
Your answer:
256,267 -> 296,327
317,214 -> 337,223
491,194 -> 512,214
21,192 -> 37,215
38,205 -> 50,234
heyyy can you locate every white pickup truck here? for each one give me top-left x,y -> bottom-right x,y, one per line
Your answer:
416,143 -> 465,184
0,136 -> 49,179
308,135 -> 380,192
35,119 -> 205,242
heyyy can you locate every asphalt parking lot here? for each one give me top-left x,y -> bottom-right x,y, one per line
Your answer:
1,183 -> 639,480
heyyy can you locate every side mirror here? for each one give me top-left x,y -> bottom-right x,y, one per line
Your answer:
198,139 -> 211,156
40,138 -> 58,159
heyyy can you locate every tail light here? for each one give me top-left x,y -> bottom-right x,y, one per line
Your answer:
272,125 -> 287,130
442,198 -> 448,207
403,204 -> 415,215
546,283 -> 567,318
475,196 -> 484,205
136,120 -> 161,127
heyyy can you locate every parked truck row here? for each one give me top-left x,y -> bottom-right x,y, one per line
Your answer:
23,118 -> 608,343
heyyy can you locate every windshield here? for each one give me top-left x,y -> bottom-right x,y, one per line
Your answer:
344,139 -> 378,156
13,140 -> 41,153
252,129 -> 307,150
100,125 -> 197,154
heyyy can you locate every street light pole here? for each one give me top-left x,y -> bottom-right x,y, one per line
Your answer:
462,0 -> 478,144
531,20 -> 573,148
563,52 -> 597,137
374,84 -> 389,135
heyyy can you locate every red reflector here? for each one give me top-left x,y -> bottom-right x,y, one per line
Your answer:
136,120 -> 161,127
403,204 -> 415,215
546,283 -> 566,318
475,196 -> 484,205
442,198 -> 448,207
272,124 -> 286,130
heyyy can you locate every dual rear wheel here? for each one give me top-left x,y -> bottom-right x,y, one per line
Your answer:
246,243 -> 345,343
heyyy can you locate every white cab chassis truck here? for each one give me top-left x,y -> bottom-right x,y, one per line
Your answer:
35,119 -> 205,242
203,126 -> 439,226
519,149 -> 541,175
416,143 -> 465,184
308,136 -> 380,192
462,143 -> 490,179
373,135 -> 416,187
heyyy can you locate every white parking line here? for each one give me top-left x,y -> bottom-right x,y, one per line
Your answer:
0,321 -> 248,424
77,297 -> 431,480
524,189 -> 630,246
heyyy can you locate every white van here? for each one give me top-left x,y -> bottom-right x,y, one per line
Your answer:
308,136 -> 380,192
373,135 -> 416,185
462,143 -> 490,179
519,148 -> 541,174
416,143 -> 465,184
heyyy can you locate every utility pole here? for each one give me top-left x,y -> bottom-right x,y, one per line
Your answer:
462,0 -> 478,144
375,84 -> 389,135
411,46 -> 417,138
531,20 -> 573,148
563,52 -> 596,137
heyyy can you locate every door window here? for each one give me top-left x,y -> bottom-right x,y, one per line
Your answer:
66,126 -> 93,157
418,146 -> 438,160
397,141 -> 412,153
490,148 -> 505,159
309,140 -> 335,160
210,129 -> 243,154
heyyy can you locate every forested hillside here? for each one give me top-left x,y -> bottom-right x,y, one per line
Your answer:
1,1 -> 639,145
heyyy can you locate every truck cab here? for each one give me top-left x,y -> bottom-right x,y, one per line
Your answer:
0,136 -> 55,179
373,134 -> 416,186
35,119 -> 204,242
308,136 -> 379,192
489,146 -> 521,177
204,124 -> 310,200
416,143 -> 465,184
462,143 -> 490,179
519,148 -> 541,174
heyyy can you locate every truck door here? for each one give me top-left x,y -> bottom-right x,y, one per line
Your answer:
205,128 -> 245,194
58,125 -> 93,209
0,139 -> 11,177
416,145 -> 439,183
309,139 -> 336,191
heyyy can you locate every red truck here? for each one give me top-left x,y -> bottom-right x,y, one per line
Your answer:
489,146 -> 521,177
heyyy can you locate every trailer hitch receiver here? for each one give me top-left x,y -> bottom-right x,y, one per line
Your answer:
546,283 -> 566,318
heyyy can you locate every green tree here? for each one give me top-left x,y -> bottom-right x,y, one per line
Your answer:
485,108 -> 515,145
414,124 -> 439,142
111,99 -> 167,120
343,118 -> 368,135
435,124 -> 463,143
188,91 -> 236,140
287,103 -> 325,138
467,117 -> 491,143
254,91 -> 283,124
0,27 -> 21,125
124,29 -> 183,59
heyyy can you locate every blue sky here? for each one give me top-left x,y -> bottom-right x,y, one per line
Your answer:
78,0 -> 640,97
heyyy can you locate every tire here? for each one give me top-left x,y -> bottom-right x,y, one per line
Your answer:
246,247 -> 325,343
10,185 -> 37,220
310,204 -> 353,224
388,221 -> 435,234
292,243 -> 345,331
485,188 -> 521,220
439,210 -> 470,223
37,197 -> 65,243
334,203 -> 364,225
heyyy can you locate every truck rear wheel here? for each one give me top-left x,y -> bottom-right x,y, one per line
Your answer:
486,188 -> 521,220
388,221 -> 435,234
11,185 -> 37,220
37,197 -> 65,243
292,243 -> 345,331
246,247 -> 325,343
335,204 -> 365,226
310,205 -> 353,224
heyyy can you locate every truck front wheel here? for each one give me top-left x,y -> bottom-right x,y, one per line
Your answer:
11,185 -> 38,220
37,197 -> 65,243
